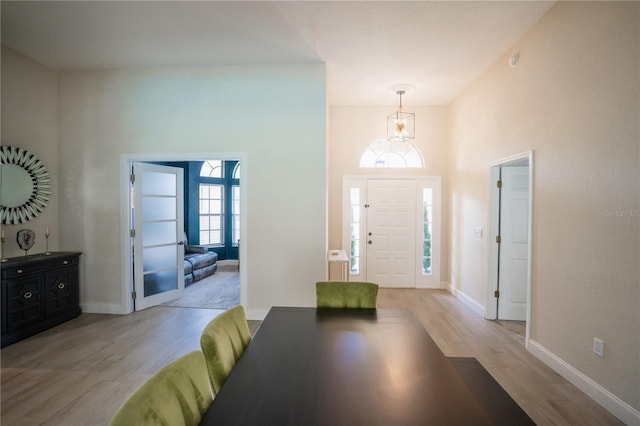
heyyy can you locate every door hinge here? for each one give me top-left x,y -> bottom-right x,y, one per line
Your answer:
496,235 -> 501,244
130,229 -> 135,238
494,290 -> 500,298
130,173 -> 135,184
496,180 -> 502,188
131,291 -> 137,299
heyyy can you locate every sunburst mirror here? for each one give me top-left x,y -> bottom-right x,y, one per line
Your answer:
0,146 -> 52,224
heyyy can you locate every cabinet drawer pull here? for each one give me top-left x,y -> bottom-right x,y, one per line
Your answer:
24,291 -> 33,299
57,282 -> 66,290
63,260 -> 69,265
17,269 -> 23,274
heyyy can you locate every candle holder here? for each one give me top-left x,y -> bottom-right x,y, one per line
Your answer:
1,233 -> 7,262
45,226 -> 51,255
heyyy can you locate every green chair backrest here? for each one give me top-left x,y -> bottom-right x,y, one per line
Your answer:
200,305 -> 252,395
109,350 -> 212,426
316,281 -> 379,308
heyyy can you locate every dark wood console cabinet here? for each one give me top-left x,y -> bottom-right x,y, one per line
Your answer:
1,252 -> 82,348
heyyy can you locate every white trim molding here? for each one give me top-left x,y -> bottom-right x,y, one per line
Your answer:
81,303 -> 124,315
447,284 -> 486,317
528,340 -> 640,425
246,308 -> 270,321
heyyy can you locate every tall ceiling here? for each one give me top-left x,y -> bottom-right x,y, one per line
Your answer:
1,1 -> 555,106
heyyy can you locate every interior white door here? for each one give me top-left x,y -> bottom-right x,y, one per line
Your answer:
366,179 -> 416,288
132,162 -> 184,311
498,166 -> 529,320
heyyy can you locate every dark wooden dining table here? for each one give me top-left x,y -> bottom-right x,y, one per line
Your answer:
199,306 -> 514,425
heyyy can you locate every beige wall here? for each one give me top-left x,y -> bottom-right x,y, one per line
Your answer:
56,64 -> 327,316
0,61 -> 326,317
1,46 -> 60,258
328,106 -> 450,284
448,1 -> 639,411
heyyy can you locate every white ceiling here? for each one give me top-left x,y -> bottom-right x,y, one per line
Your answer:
1,1 -> 555,106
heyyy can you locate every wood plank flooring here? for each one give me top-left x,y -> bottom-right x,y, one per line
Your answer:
376,289 -> 622,425
1,289 -> 622,425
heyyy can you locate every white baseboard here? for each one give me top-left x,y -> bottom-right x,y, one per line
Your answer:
246,308 -> 269,321
217,259 -> 239,267
416,282 -> 447,290
81,303 -> 124,314
447,284 -> 486,317
527,339 -> 640,425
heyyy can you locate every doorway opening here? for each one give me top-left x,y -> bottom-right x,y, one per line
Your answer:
120,153 -> 247,314
487,151 -> 533,343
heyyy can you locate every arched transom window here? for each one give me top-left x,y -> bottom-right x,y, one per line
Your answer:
360,139 -> 424,168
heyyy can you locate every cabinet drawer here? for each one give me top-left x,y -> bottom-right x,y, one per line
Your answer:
2,256 -> 78,279
6,276 -> 46,332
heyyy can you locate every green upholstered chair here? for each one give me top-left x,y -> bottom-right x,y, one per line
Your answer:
109,350 -> 212,426
316,281 -> 379,308
200,305 -> 252,395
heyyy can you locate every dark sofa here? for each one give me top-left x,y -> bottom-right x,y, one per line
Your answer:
183,234 -> 218,286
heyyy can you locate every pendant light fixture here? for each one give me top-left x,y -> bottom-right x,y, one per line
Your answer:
387,89 -> 415,142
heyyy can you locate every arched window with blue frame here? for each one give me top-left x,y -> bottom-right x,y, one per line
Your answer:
231,163 -> 241,245
194,160 -> 240,260
199,160 -> 225,245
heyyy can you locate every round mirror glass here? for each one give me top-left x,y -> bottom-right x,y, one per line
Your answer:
1,164 -> 34,207
0,146 -> 51,224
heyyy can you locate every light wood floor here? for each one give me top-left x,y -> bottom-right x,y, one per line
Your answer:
1,289 -> 622,425
376,289 -> 622,425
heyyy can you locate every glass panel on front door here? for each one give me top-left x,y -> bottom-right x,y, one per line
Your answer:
422,188 -> 433,275
349,188 -> 361,274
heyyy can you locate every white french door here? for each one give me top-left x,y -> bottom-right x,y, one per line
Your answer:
132,162 -> 184,311
342,176 -> 441,288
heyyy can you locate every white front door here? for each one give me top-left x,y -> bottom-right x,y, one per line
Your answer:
342,176 -> 441,288
132,162 -> 184,311
498,166 -> 529,320
366,179 -> 416,288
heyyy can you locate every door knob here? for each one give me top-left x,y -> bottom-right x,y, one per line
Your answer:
368,240 -> 372,244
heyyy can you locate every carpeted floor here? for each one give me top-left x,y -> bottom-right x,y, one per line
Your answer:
161,264 -> 240,309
